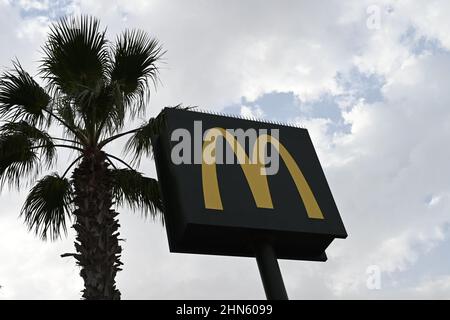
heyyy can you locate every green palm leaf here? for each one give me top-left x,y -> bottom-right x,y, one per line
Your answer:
123,105 -> 192,164
0,133 -> 40,189
123,118 -> 158,165
97,82 -> 126,137
111,168 -> 163,220
109,29 -> 164,115
21,174 -> 73,241
40,15 -> 109,96
76,81 -> 125,138
0,121 -> 56,167
0,61 -> 50,124
52,95 -> 87,141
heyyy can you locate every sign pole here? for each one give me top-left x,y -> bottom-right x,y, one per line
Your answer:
255,241 -> 289,300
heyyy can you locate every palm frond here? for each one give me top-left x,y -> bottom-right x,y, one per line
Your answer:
40,15 -> 109,96
109,29 -> 164,116
123,105 -> 191,164
54,96 -> 76,127
111,168 -> 163,220
97,82 -> 127,137
0,121 -> 56,167
0,61 -> 50,125
0,133 -> 40,189
76,82 -> 125,138
52,94 -> 87,141
21,174 -> 73,241
124,117 -> 160,165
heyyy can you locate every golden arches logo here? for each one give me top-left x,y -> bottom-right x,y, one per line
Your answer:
201,128 -> 324,219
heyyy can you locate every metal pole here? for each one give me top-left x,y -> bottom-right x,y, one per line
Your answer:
255,241 -> 289,300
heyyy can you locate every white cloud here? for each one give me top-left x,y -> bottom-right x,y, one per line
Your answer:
414,275 -> 450,299
18,0 -> 50,11
295,50 -> 450,298
240,105 -> 264,119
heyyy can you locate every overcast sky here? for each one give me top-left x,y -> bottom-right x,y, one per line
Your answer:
1,0 -> 450,299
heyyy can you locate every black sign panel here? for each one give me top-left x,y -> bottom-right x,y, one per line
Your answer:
152,108 -> 347,261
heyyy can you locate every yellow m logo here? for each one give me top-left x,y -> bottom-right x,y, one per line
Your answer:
202,128 -> 324,219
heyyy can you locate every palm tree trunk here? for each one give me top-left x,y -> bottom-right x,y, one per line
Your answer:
71,149 -> 122,300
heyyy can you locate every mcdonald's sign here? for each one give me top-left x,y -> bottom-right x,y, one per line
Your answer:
152,108 -> 347,261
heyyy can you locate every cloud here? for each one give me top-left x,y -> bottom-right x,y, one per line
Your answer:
240,105 -> 264,119
298,51 -> 450,298
414,275 -> 450,299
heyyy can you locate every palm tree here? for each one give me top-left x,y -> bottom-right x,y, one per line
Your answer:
0,15 -> 166,300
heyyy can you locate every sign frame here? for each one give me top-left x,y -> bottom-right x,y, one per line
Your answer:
152,108 -> 347,262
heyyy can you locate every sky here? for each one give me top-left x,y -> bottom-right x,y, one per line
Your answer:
1,0 -> 450,299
